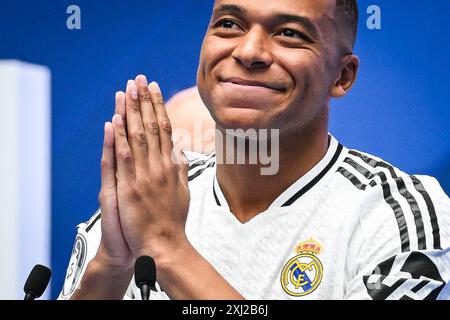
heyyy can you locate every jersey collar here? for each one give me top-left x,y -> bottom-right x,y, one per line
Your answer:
213,134 -> 343,209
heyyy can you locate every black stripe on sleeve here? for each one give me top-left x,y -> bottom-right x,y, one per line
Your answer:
377,171 -> 411,252
85,210 -> 101,233
348,150 -> 427,251
411,175 -> 442,250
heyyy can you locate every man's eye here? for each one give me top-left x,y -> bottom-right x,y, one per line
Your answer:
280,29 -> 309,41
215,19 -> 239,30
221,20 -> 235,28
281,29 -> 298,38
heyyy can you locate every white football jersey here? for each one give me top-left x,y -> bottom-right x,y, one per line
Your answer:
59,135 -> 450,300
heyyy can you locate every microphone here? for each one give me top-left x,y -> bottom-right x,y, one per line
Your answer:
24,264 -> 52,300
134,256 -> 156,300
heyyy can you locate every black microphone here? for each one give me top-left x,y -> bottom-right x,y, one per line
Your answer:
134,256 -> 156,300
24,264 -> 52,300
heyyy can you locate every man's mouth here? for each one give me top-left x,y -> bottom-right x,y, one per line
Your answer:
220,77 -> 286,92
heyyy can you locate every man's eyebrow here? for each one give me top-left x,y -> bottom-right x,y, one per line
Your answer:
273,14 -> 319,39
213,4 -> 247,17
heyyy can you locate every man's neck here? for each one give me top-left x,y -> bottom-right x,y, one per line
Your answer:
215,114 -> 330,224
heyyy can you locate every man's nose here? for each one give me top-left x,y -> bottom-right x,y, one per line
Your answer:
231,27 -> 273,70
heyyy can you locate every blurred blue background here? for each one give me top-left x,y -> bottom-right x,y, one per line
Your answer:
0,0 -> 448,299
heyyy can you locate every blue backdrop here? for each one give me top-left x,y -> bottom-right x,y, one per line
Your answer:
0,0 -> 449,299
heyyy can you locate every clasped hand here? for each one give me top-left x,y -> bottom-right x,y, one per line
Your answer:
97,75 -> 190,270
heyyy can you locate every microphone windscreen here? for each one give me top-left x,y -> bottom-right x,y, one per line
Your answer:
24,264 -> 52,298
134,256 -> 156,288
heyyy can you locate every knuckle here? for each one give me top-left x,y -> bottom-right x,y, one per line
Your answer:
131,131 -> 147,145
130,102 -> 140,113
118,127 -> 127,137
100,158 -> 110,170
156,177 -> 168,187
140,92 -> 152,102
126,188 -> 142,202
153,95 -> 164,106
144,121 -> 159,135
159,120 -> 172,133
118,150 -> 133,161
98,192 -> 106,204
152,171 -> 168,186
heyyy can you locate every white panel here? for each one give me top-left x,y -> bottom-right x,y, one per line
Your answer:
0,60 -> 51,299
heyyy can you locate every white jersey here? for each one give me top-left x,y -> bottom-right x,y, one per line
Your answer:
59,135 -> 450,300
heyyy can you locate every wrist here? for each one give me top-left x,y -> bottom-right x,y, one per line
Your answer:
70,255 -> 133,300
135,232 -> 190,258
91,252 -> 134,277
136,235 -> 194,272
95,242 -> 134,271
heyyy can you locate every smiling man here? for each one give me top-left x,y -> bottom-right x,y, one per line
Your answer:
60,0 -> 449,300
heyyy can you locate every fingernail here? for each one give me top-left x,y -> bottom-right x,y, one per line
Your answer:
136,75 -> 148,87
130,83 -> 138,100
149,81 -> 160,92
113,114 -> 123,126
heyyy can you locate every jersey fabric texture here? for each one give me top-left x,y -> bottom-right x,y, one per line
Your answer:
59,135 -> 450,300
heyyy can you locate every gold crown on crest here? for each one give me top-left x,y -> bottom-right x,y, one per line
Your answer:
296,238 -> 322,255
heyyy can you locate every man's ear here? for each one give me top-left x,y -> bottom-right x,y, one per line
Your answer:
330,54 -> 359,98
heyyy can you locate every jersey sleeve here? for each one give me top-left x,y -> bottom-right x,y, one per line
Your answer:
57,208 -> 136,300
344,176 -> 450,300
57,208 -> 102,300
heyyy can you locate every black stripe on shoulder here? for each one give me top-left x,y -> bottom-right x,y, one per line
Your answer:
411,175 -> 442,250
348,151 -> 428,250
85,209 -> 101,233
345,154 -> 410,251
188,161 -> 215,182
348,150 -> 427,251
344,157 -> 376,180
337,166 -> 367,190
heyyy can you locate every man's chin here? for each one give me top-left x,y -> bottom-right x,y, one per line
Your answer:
216,120 -> 272,133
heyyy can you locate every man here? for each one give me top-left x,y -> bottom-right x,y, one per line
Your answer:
60,0 -> 449,300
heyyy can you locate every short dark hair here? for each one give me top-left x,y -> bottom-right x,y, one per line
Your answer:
336,0 -> 359,44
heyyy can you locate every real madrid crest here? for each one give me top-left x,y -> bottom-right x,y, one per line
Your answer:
280,238 -> 324,297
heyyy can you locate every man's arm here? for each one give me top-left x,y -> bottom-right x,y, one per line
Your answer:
70,248 -> 133,300
344,176 -> 450,300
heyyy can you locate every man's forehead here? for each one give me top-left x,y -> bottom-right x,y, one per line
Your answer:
212,0 -> 337,19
